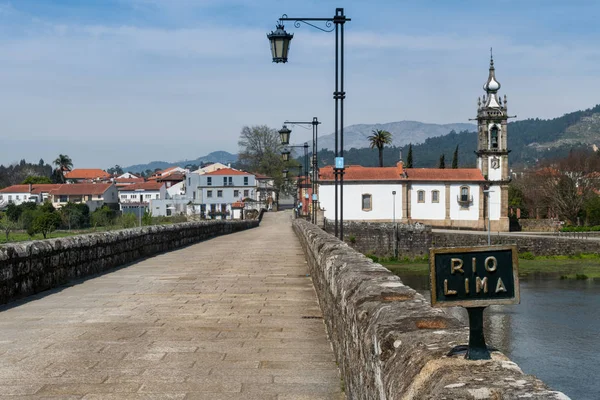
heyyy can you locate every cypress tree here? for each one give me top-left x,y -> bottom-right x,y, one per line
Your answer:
438,154 -> 445,169
406,144 -> 413,168
452,145 -> 459,168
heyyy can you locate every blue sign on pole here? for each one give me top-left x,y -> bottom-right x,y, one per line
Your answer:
335,157 -> 344,169
312,194 -> 318,201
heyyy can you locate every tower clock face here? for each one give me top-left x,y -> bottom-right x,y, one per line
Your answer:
491,157 -> 500,169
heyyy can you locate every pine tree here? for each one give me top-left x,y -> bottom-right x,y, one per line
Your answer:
438,154 -> 445,169
452,145 -> 459,168
406,144 -> 413,168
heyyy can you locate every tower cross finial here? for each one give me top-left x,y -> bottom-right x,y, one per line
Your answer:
490,47 -> 494,67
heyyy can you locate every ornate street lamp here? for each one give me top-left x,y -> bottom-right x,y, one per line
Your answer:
268,8 -> 350,240
267,23 -> 293,63
281,149 -> 291,162
282,169 -> 289,179
278,125 -> 291,145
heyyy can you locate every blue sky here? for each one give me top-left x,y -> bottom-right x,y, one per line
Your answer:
1,0 -> 599,168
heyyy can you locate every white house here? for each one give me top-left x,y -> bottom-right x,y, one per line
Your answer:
185,168 -> 256,218
0,184 -> 61,207
118,182 -> 166,205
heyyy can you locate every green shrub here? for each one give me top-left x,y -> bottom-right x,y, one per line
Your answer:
366,254 -> 379,263
117,213 -> 138,229
348,235 -> 356,244
520,251 -> 535,260
575,274 -> 589,280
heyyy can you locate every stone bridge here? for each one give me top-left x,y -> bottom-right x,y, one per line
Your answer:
0,212 -> 567,399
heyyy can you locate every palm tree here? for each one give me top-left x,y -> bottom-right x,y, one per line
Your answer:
368,129 -> 393,167
53,154 -> 73,183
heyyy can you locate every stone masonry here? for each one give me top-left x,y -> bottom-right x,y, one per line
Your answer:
0,212 -> 343,399
0,220 -> 257,305
294,218 -> 568,399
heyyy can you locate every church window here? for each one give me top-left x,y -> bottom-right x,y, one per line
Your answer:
362,194 -> 372,211
460,186 -> 470,203
432,190 -> 439,203
417,190 -> 425,203
490,126 -> 499,149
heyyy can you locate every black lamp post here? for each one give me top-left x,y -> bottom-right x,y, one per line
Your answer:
268,8 -> 350,240
283,117 -> 321,225
281,150 -> 291,162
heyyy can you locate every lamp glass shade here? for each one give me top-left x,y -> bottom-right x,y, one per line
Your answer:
267,24 -> 293,63
281,151 -> 290,162
278,125 -> 291,145
282,169 -> 289,179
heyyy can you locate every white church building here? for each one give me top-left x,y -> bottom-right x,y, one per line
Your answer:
318,55 -> 510,231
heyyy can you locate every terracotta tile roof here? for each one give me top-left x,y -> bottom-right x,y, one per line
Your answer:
118,182 -> 164,191
406,168 -> 485,181
319,163 -> 404,181
64,169 -> 111,180
231,201 -> 245,208
50,183 -> 114,195
0,184 -> 61,194
157,172 -> 185,181
254,173 -> 272,179
204,168 -> 251,176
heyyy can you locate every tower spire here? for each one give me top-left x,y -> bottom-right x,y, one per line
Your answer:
482,48 -> 501,108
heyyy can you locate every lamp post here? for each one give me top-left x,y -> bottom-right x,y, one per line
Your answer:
268,8 -> 350,240
280,139 -> 309,218
283,118 -> 321,224
283,165 -> 304,216
483,188 -> 494,245
392,190 -> 397,258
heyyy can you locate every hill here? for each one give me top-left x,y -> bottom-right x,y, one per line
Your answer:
314,105 -> 600,168
316,121 -> 476,151
123,151 -> 238,173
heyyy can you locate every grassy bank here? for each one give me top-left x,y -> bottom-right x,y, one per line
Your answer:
377,254 -> 600,280
0,228 -> 114,244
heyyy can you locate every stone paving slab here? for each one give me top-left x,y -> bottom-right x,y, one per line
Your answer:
0,212 -> 344,399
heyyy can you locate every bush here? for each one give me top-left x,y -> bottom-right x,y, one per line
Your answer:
116,213 -> 138,229
91,206 -> 116,227
520,251 -> 535,260
32,212 -> 62,238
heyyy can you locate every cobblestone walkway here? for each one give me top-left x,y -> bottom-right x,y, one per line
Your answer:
0,212 -> 344,399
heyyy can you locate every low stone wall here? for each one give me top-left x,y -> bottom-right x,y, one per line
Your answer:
294,219 -> 567,400
432,232 -> 600,256
518,219 -> 559,232
323,220 -> 432,258
0,220 -> 258,305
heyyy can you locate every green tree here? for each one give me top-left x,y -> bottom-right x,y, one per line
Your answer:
367,129 -> 393,167
60,203 -> 90,230
91,205 -> 116,227
6,202 -> 37,222
237,125 -> 290,200
31,212 -> 61,239
438,154 -> 446,169
53,154 -> 73,183
452,145 -> 459,169
0,216 -> 17,241
107,165 -> 124,176
406,144 -> 413,168
585,195 -> 600,226
22,176 -> 52,184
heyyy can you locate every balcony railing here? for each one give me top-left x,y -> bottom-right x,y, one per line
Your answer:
457,195 -> 474,207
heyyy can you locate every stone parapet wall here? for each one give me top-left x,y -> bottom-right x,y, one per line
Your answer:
432,232 -> 600,256
294,219 -> 567,400
0,220 -> 258,305
518,219 -> 560,232
323,220 -> 431,258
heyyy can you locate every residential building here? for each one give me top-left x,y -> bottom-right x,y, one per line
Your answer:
50,183 -> 118,212
118,182 -> 166,204
190,162 -> 229,175
0,184 -> 61,208
185,168 -> 256,218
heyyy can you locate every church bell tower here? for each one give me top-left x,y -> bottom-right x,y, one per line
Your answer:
476,51 -> 510,231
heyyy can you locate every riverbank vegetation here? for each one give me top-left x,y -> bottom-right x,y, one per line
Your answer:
373,253 -> 600,280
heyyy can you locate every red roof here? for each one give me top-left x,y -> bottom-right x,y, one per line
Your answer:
204,168 -> 251,176
118,182 -> 164,191
64,169 -> 111,180
158,172 -> 185,181
406,168 -> 485,181
50,183 -> 114,195
231,201 -> 245,208
320,163 -> 404,181
0,184 -> 61,194
254,173 -> 272,179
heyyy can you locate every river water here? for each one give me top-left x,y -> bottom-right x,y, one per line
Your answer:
399,274 -> 600,400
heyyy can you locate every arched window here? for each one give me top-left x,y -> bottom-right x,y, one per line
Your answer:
460,186 -> 470,202
362,194 -> 372,211
431,190 -> 439,203
417,190 -> 425,203
490,126 -> 499,149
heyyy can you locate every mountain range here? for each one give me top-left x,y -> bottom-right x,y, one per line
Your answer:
122,104 -> 600,172
316,121 -> 476,150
